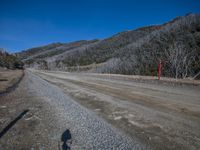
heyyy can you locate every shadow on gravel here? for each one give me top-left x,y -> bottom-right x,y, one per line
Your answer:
61,129 -> 72,150
0,109 -> 29,139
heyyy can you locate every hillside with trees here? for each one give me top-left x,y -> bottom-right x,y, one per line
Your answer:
17,14 -> 200,79
0,49 -> 24,69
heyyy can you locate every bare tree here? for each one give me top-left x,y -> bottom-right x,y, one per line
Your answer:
165,42 -> 196,79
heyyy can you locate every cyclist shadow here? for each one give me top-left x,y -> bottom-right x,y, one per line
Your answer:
61,129 -> 72,150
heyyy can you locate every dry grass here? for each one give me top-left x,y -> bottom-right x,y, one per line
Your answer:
0,69 -> 23,93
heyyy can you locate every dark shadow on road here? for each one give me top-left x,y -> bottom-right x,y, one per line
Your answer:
0,109 -> 29,139
61,129 -> 72,150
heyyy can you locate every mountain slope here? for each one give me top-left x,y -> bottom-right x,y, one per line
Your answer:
17,14 -> 200,79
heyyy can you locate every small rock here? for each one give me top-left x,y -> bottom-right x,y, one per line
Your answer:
0,106 -> 7,108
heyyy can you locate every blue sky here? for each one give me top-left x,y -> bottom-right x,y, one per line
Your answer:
0,0 -> 200,52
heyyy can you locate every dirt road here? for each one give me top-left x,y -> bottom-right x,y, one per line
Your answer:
32,69 -> 200,150
0,70 -> 141,150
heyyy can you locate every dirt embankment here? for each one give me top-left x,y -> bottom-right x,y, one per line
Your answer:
0,69 -> 24,94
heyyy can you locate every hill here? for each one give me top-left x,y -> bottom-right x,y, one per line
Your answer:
17,14 -> 200,79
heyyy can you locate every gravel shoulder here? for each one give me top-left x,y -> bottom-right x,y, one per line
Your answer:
32,69 -> 200,150
0,70 -> 142,149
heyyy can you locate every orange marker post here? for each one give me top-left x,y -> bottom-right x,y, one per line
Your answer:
158,60 -> 162,80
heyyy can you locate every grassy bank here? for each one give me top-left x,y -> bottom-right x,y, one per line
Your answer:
0,69 -> 24,94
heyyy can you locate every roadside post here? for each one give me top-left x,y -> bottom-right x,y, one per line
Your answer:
158,60 -> 162,80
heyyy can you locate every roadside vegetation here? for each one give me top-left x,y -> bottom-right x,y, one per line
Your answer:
0,49 -> 24,93
0,49 -> 24,69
